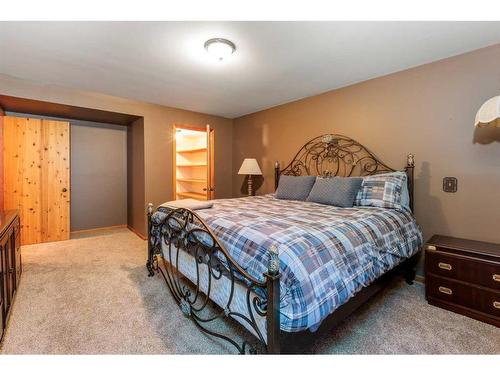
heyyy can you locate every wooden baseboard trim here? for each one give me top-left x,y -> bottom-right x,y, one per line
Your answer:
70,224 -> 127,235
127,225 -> 147,240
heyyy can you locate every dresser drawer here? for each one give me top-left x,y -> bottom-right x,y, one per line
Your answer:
426,249 -> 500,290
426,274 -> 500,318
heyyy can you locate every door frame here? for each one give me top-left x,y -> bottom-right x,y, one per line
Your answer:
172,124 -> 214,201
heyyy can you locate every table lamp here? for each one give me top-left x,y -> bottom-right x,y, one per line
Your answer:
238,158 -> 262,196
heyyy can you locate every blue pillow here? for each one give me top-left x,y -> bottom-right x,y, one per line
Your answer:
306,177 -> 363,207
275,175 -> 316,201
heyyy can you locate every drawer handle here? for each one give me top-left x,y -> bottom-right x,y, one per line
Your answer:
494,301 -> 500,309
493,274 -> 500,282
438,262 -> 452,271
438,286 -> 453,295
426,245 -> 436,251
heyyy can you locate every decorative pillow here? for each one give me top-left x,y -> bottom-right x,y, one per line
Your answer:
354,173 -> 406,210
275,175 -> 316,201
378,171 -> 410,210
306,177 -> 363,207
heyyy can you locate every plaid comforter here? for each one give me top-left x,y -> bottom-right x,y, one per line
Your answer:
152,195 -> 422,332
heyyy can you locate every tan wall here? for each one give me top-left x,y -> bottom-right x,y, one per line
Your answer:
0,74 -> 233,237
233,44 -> 500,246
70,120 -> 128,231
127,117 -> 145,236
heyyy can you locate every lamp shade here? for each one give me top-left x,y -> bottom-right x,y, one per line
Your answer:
238,158 -> 262,175
475,95 -> 500,128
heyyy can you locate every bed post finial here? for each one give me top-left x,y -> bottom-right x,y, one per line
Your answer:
265,244 -> 281,354
267,244 -> 280,275
274,162 -> 280,191
405,155 -> 415,212
146,203 -> 155,277
407,153 -> 415,168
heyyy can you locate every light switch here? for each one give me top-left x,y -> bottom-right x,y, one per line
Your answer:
443,177 -> 458,193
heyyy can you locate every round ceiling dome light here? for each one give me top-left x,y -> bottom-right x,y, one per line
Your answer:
204,38 -> 236,61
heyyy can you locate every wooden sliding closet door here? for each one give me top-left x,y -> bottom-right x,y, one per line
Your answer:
41,120 -> 70,243
4,117 -> 43,245
3,117 -> 70,245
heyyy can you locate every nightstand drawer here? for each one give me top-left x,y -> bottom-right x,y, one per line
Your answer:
426,249 -> 500,290
426,274 -> 500,318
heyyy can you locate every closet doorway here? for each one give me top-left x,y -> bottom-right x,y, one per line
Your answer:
0,95 -> 144,240
173,124 -> 214,201
3,116 -> 70,245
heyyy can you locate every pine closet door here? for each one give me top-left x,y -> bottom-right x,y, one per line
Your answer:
3,116 -> 70,245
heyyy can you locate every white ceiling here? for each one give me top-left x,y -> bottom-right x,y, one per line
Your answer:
1,22 -> 499,118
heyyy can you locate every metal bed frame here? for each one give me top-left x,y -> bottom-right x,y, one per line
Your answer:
146,134 -> 420,354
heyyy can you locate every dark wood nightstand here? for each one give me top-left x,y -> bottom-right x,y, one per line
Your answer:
425,235 -> 500,327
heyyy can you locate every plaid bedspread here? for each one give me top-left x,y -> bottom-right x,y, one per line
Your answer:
152,195 -> 422,332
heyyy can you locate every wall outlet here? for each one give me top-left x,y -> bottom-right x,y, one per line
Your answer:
443,177 -> 458,193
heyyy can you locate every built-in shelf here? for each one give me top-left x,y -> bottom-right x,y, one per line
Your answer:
176,163 -> 207,167
177,192 -> 207,200
177,178 -> 207,183
174,125 -> 212,201
176,147 -> 207,154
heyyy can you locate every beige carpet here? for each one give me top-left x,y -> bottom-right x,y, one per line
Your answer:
1,228 -> 498,354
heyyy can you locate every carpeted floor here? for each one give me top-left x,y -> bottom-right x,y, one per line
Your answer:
1,228 -> 498,354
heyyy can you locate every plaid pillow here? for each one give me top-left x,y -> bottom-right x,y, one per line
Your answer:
354,173 -> 405,210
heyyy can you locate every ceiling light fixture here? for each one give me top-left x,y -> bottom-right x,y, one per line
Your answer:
204,38 -> 236,61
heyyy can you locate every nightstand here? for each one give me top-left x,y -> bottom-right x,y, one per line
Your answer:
425,235 -> 500,327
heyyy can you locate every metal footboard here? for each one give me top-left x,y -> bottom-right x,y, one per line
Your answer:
146,203 -> 281,354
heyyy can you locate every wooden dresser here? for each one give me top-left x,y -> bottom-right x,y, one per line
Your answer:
0,210 -> 21,343
425,235 -> 500,327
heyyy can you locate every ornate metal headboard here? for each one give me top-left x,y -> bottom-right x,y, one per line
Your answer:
274,134 -> 415,211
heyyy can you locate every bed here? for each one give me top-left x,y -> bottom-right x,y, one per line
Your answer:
147,134 -> 423,354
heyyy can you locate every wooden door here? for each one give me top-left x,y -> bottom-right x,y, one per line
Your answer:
41,120 -> 70,242
4,117 -> 43,245
173,124 -> 214,201
3,117 -> 70,244
206,125 -> 215,200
